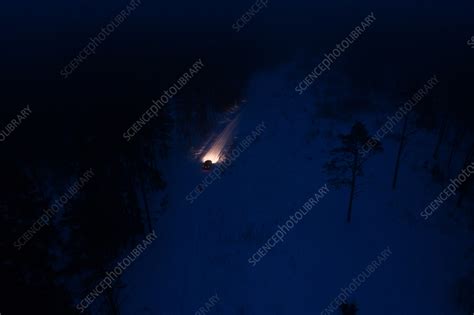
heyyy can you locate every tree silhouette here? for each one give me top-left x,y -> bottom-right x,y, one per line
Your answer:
456,142 -> 474,208
340,302 -> 358,315
0,165 -> 75,314
324,122 -> 382,222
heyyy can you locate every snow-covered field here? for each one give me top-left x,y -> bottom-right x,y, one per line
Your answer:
120,65 -> 472,315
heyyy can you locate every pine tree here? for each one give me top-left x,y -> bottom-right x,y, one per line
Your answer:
324,122 -> 382,222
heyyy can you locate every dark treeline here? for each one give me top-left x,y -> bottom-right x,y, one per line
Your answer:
0,19 -> 253,313
0,59 -> 249,313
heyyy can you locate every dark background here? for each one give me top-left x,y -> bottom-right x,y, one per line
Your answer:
1,0 -> 473,314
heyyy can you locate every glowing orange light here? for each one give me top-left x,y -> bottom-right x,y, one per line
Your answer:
201,116 -> 239,164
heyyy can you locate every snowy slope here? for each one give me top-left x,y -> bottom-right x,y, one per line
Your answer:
120,64 -> 472,315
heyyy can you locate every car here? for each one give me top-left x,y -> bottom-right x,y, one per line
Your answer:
202,160 -> 213,170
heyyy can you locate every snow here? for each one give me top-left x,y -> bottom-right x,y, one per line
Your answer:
119,64 -> 472,315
